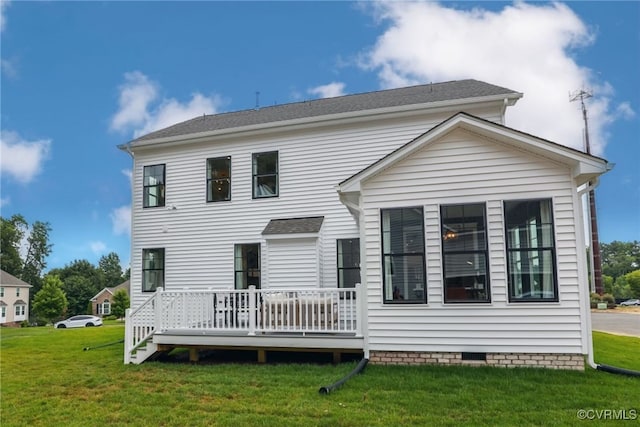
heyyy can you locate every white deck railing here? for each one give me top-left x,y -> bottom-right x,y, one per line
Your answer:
125,284 -> 363,362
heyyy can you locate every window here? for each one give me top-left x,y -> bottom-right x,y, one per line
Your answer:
14,305 -> 25,317
441,203 -> 490,303
16,287 -> 20,297
0,287 -> 4,297
381,207 -> 426,303
337,239 -> 361,288
143,164 -> 165,208
207,157 -> 231,202
142,248 -> 165,292
234,244 -> 261,289
1,307 -> 5,318
101,299 -> 111,315
505,199 -> 557,302
252,151 -> 278,198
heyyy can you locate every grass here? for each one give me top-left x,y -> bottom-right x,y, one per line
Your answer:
1,323 -> 638,426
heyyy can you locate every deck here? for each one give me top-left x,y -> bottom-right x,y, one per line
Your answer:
125,285 -> 364,364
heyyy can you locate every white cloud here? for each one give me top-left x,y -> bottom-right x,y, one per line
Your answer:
1,58 -> 17,78
90,241 -> 107,255
110,205 -> 131,236
110,71 -> 222,138
360,1 -> 632,156
122,169 -> 132,186
0,130 -> 51,183
0,196 -> 9,207
1,0 -> 10,33
308,82 -> 347,99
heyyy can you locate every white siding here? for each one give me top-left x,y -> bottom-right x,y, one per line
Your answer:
361,129 -> 585,354
129,109 -> 501,307
265,238 -> 319,289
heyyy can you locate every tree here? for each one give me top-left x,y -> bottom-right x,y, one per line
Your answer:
62,275 -> 96,316
0,214 -> 28,276
111,289 -> 130,319
21,220 -> 52,294
601,241 -> 640,280
32,275 -> 67,324
98,252 -> 124,288
624,270 -> 640,298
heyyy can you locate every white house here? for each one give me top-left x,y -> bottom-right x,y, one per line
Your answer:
120,79 -> 609,368
0,270 -> 32,326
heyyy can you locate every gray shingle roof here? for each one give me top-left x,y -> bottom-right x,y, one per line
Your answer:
129,79 -> 519,144
0,270 -> 32,287
262,217 -> 324,235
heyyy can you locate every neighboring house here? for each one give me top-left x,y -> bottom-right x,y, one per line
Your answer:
120,79 -> 609,369
90,280 -> 130,317
0,270 -> 33,326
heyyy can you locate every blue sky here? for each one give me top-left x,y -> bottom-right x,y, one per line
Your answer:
1,1 -> 638,271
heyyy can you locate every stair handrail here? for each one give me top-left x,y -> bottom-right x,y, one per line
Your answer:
124,289 -> 160,362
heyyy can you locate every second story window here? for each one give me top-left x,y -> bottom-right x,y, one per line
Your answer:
207,157 -> 231,202
252,151 -> 278,198
143,164 -> 165,208
16,287 -> 20,297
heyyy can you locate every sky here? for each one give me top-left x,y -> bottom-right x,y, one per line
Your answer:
1,1 -> 638,271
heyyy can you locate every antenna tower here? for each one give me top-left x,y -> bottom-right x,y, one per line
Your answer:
570,89 -> 603,295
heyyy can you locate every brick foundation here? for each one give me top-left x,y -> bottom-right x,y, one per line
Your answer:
369,351 -> 585,371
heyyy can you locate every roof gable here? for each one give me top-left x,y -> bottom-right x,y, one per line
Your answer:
0,270 -> 32,288
338,112 -> 609,193
123,80 -> 521,147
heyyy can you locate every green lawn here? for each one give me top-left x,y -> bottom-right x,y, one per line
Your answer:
1,324 -> 638,426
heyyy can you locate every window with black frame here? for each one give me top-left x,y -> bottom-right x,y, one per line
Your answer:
504,199 -> 558,302
381,207 -> 426,303
234,244 -> 261,289
143,164 -> 165,208
207,156 -> 231,202
252,151 -> 278,198
337,239 -> 361,288
441,203 -> 490,303
142,248 -> 164,292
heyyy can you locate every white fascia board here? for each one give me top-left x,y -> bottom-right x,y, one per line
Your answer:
122,93 -> 522,152
263,233 -> 319,240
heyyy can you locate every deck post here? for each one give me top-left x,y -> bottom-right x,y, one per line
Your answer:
248,285 -> 256,335
124,308 -> 132,364
355,283 -> 363,337
155,288 -> 163,332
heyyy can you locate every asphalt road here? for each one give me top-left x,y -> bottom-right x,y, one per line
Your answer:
591,312 -> 640,337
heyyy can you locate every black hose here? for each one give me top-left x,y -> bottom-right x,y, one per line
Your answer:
319,358 -> 368,394
83,339 -> 125,351
596,364 -> 640,377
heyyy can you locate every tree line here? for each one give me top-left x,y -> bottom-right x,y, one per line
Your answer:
1,214 -> 130,324
600,240 -> 640,299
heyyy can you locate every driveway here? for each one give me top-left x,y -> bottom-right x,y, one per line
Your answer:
591,311 -> 640,337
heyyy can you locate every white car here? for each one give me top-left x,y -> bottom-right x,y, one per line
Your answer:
55,315 -> 103,328
619,299 -> 640,306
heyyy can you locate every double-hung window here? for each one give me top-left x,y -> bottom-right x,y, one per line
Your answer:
441,203 -> 490,302
16,287 -> 20,297
142,248 -> 165,292
143,164 -> 165,208
234,244 -> 261,289
505,199 -> 558,302
252,151 -> 278,198
381,207 -> 426,303
337,239 -> 361,288
207,157 -> 231,202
